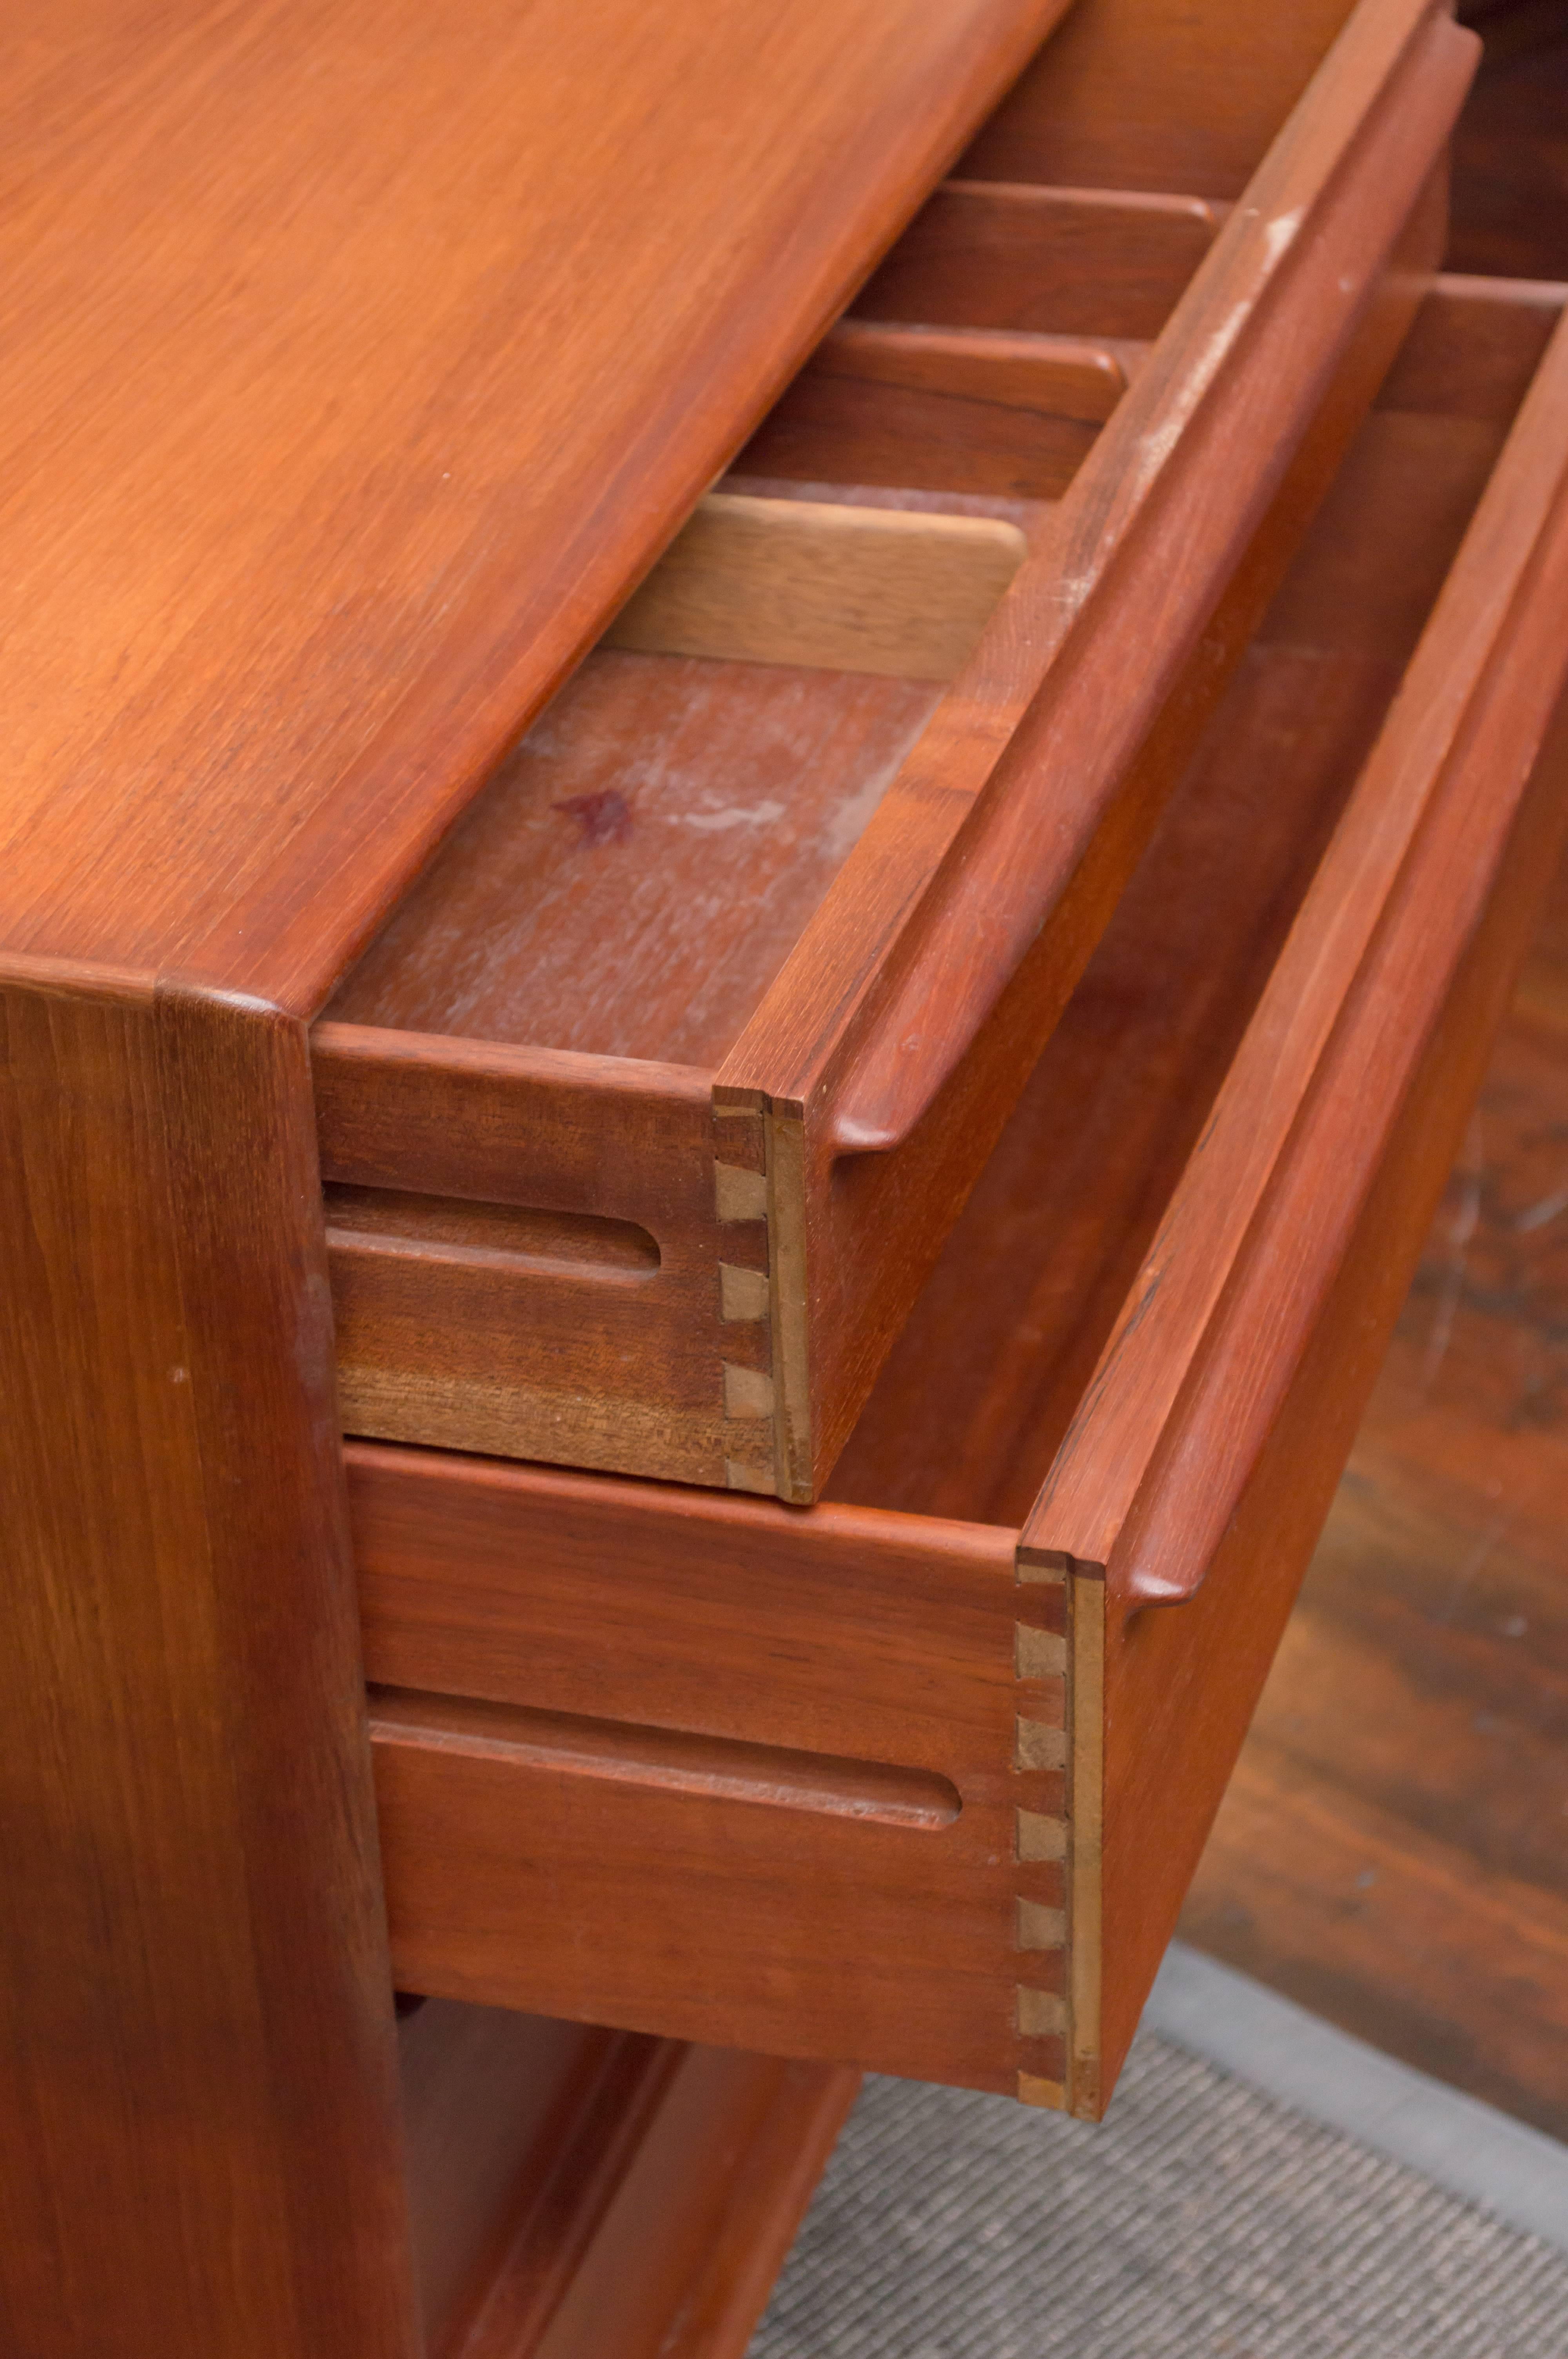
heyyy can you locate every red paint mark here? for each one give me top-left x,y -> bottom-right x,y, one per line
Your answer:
554,788 -> 633,846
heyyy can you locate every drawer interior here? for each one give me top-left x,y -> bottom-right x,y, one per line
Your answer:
316,2 -> 1474,1503
323,188 -> 1210,1069
958,0 -> 1366,201
829,281 -> 1550,1530
326,498 -> 1031,1069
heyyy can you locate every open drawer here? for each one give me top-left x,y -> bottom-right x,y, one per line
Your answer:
313,0 -> 1474,1503
353,278 -> 1568,2120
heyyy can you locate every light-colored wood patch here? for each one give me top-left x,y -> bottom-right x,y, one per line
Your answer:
1067,1567 -> 1107,2123
1016,1809 -> 1066,1863
719,1262 -> 770,1322
722,1458 -> 775,1496
722,1363 -> 774,1421
715,1163 -> 768,1223
1014,1545 -> 1071,2107
1014,1717 -> 1066,1773
606,493 -> 1027,682
764,1104 -> 812,1504
1016,2073 -> 1067,2110
336,1363 -> 728,1485
1016,1989 -> 1066,2037
1015,1625 -> 1067,1679
1016,1899 -> 1066,1951
1017,1559 -> 1067,1589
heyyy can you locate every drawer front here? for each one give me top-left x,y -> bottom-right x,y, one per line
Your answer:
1033,307 -> 1568,2111
356,1461 -> 1060,2097
359,283 -> 1568,2119
318,0 -> 1474,1507
713,0 -> 1470,1501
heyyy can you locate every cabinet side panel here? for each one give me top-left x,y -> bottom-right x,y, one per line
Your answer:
0,969 -> 418,2357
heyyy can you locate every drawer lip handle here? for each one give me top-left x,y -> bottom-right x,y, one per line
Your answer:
368,1686 -> 962,1831
324,1182 -> 661,1281
717,5 -> 1477,1156
1024,300 -> 1568,1612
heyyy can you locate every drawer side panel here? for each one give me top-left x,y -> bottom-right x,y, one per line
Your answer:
353,1450 -> 1061,2093
314,1030 -> 750,1485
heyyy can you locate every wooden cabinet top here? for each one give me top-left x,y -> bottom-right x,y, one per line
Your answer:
0,0 -> 1063,1006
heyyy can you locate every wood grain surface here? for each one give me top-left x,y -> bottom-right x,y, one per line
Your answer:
525,2046 -> 857,2359
834,360 -> 1551,1505
737,321 -> 1135,498
313,1029 -> 760,1485
827,642 -> 1397,1524
1093,714 -> 1568,2097
1170,0 -> 1568,2158
315,0 -> 1470,1505
777,201 -> 1460,1501
960,0 -> 1363,195
723,0 -> 1471,1150
353,1447 -> 1056,2094
0,3 -> 1086,2346
354,280 -> 1568,2124
0,0 -> 1069,1015
398,1999 -> 856,2359
322,655 -> 946,1067
0,965 -> 419,2357
852,181 -> 1221,338
314,0 -> 1468,1505
17,17 -> 1551,2343
820,278 -> 1568,2110
1028,310 -> 1568,1598
606,493 -> 1027,681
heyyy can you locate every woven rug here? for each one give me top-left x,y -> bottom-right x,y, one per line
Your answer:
750,2027 -> 1568,2359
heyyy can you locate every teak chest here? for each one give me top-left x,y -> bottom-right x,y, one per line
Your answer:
5,2 -> 1566,2354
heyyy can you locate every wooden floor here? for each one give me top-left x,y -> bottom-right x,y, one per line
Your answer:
1181,7 -> 1568,2143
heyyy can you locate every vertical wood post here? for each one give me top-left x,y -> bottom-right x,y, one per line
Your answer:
0,961 -> 421,2358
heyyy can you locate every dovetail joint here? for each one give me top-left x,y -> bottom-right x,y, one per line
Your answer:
1016,1989 -> 1065,2037
1014,1560 -> 1069,2111
714,1119 -> 777,1495
715,1163 -> 768,1223
1014,1717 -> 1065,1772
1016,1808 -> 1065,1863
1017,2072 -> 1067,2109
722,1362 -> 774,1421
719,1261 -> 769,1322
1015,1626 -> 1066,1679
1016,1898 -> 1065,1950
